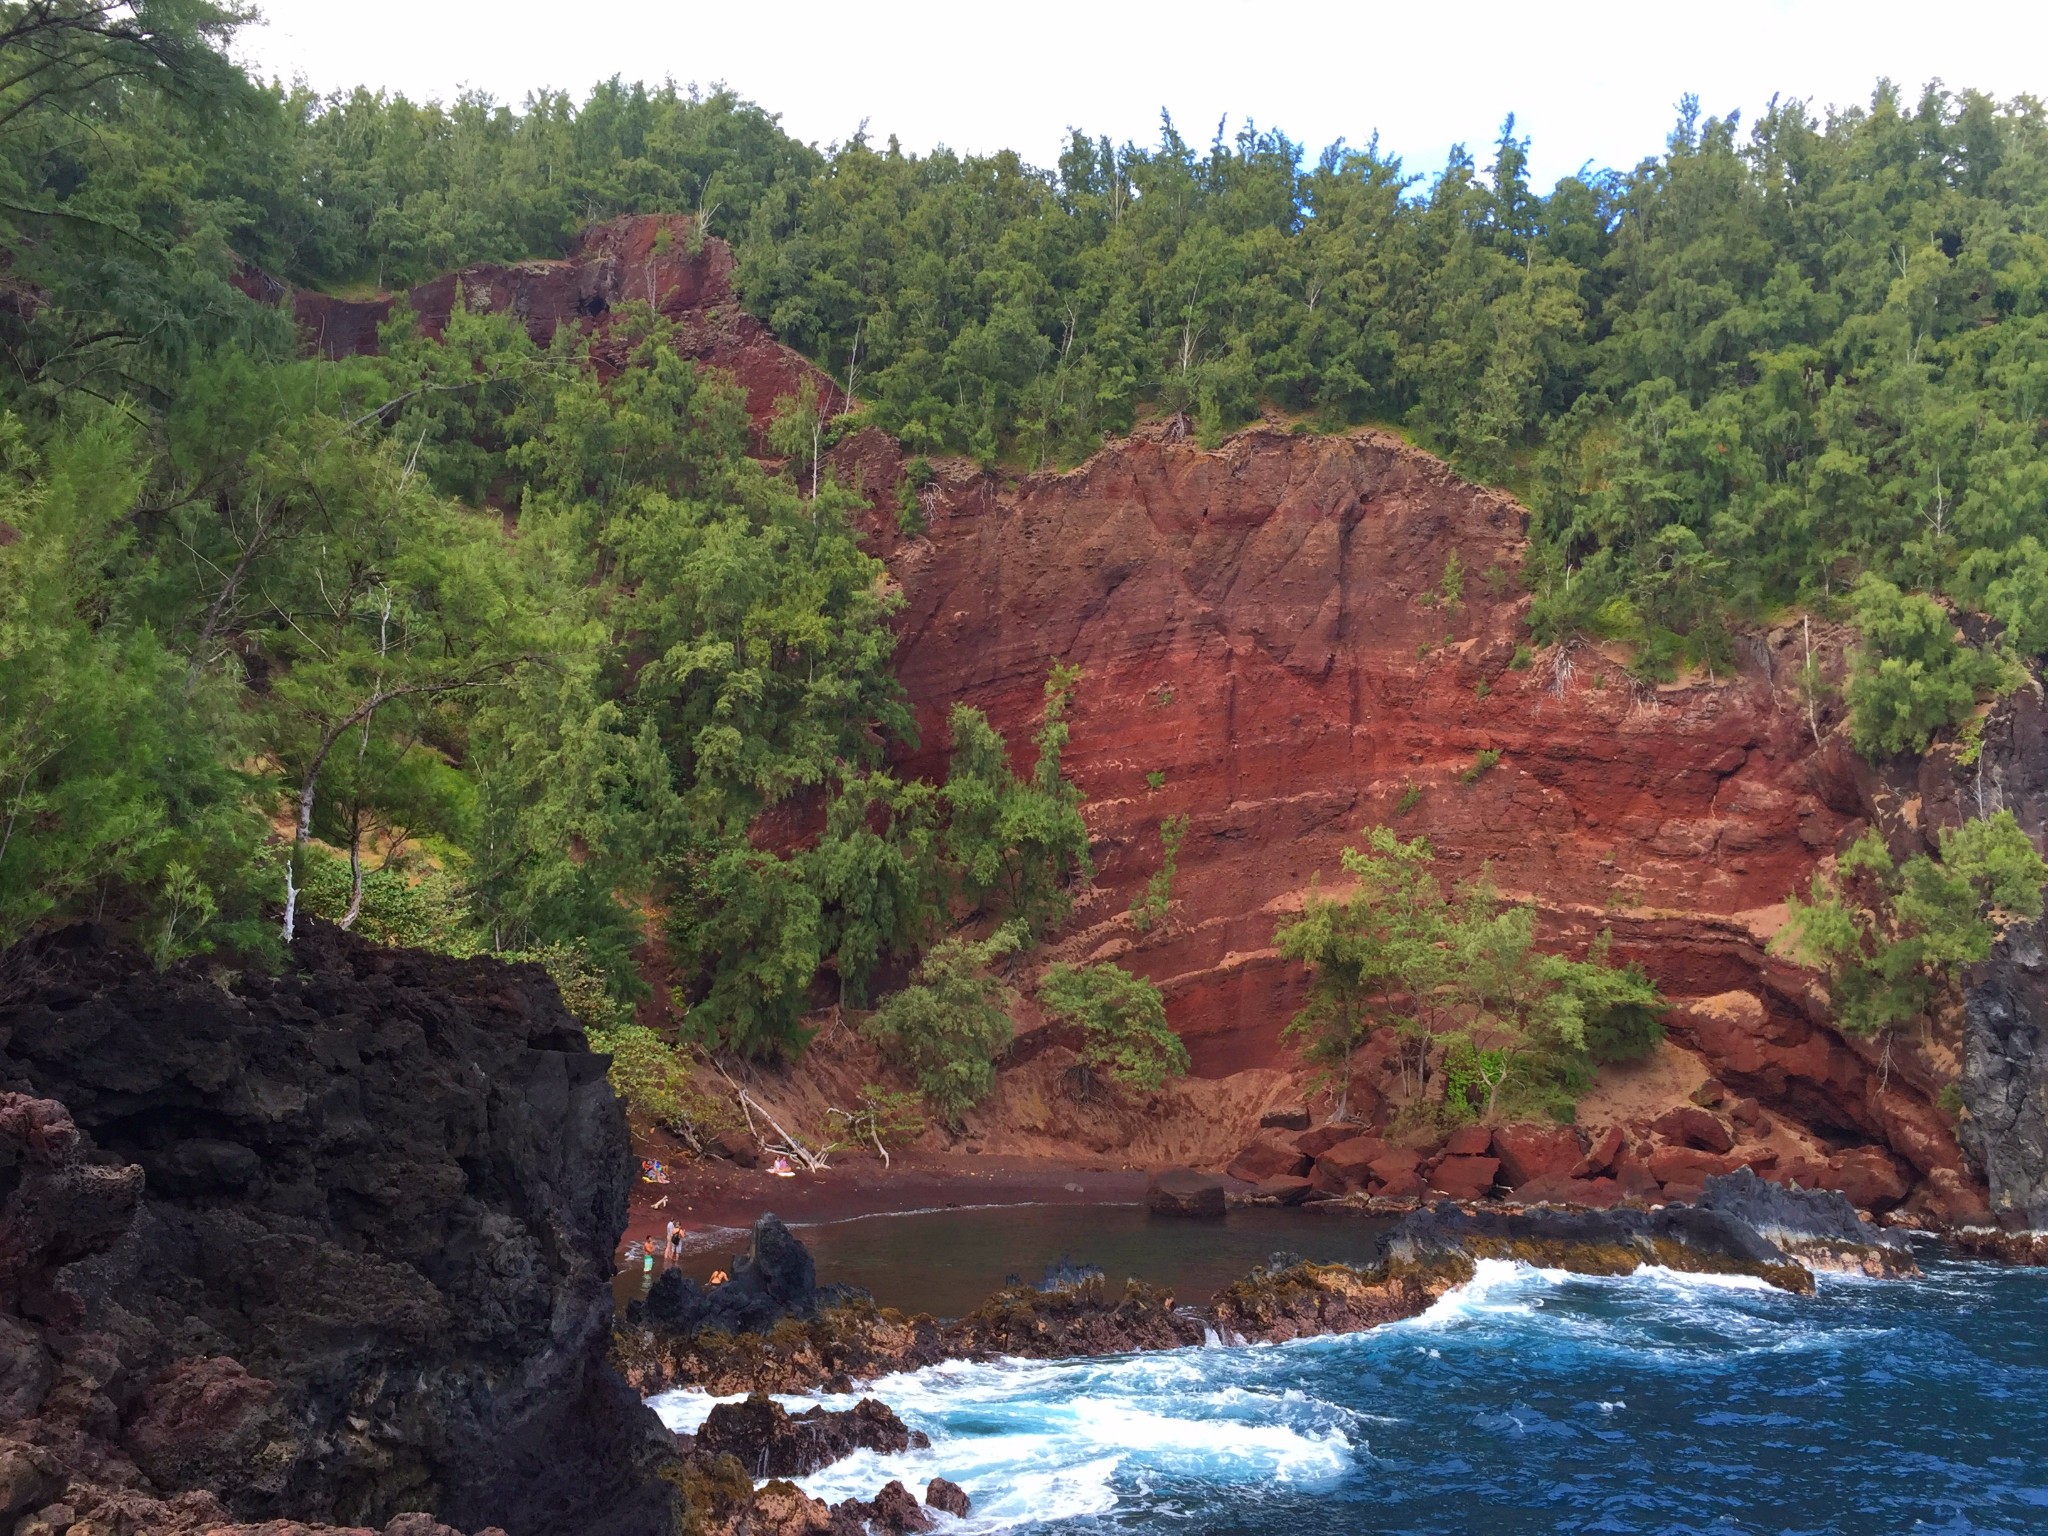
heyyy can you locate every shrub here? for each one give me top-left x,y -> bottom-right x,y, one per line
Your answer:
863,924 -> 1024,1123
1129,814 -> 1187,933
1037,962 -> 1189,1092
589,1022 -> 737,1149
1461,748 -> 1502,783
1774,812 -> 2048,1034
1846,577 -> 2007,758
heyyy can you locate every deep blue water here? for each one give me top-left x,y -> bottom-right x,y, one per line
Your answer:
650,1253 -> 2048,1534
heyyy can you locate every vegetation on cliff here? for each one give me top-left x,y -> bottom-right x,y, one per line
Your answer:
198,67 -> 2048,711
1775,812 -> 2048,1036
0,0 -> 2044,1120
1276,828 -> 1665,1122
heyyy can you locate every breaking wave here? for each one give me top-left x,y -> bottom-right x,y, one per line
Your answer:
648,1254 -> 2048,1533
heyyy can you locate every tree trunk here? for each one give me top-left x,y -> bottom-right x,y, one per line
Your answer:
338,809 -> 366,931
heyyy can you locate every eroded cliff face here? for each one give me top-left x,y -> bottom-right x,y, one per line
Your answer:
1951,687 -> 2048,1224
283,214 -> 826,435
858,423 -> 1979,1214
0,923 -> 677,1536
275,218 -> 2004,1221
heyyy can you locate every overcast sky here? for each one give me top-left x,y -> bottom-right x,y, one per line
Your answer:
236,1 -> 2048,187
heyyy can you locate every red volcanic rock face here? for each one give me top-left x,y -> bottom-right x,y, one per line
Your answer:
278,220 -> 1982,1216
877,429 -> 1851,1075
871,420 -> 1977,1211
1490,1123 -> 1586,1189
286,216 -> 832,443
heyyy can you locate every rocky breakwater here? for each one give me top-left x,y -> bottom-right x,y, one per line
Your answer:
0,922 -> 677,1536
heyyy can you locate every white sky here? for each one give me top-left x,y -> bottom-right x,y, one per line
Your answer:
237,1 -> 2048,187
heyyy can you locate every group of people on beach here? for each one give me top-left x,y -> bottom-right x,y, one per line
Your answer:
624,1222 -> 690,1267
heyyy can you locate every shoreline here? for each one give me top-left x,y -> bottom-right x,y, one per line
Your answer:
621,1152 -> 1153,1257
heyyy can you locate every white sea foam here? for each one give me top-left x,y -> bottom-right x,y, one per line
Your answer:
1407,1257 -> 1562,1327
648,1256 -> 1900,1528
656,1343 -> 1358,1530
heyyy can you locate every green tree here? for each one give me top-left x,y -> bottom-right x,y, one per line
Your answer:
1445,876 -> 1663,1121
1279,828 -> 1663,1122
1845,577 -> 2005,758
0,412 -> 269,955
1775,813 -> 2048,1035
863,923 -> 1025,1123
1274,826 -> 1450,1117
1036,961 -> 1189,1092
942,664 -> 1092,934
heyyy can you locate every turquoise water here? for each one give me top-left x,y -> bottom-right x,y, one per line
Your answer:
650,1251 -> 2048,1534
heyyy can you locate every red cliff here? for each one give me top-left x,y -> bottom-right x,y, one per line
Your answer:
277,219 -> 1981,1221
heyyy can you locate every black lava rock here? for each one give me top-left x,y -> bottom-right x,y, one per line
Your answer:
0,921 -> 676,1536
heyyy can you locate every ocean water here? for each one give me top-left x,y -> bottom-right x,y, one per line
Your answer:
623,1203 -> 1396,1319
648,1254 -> 2048,1534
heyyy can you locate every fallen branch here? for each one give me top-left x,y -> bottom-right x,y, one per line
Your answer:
825,1105 -> 890,1169
704,1054 -> 830,1171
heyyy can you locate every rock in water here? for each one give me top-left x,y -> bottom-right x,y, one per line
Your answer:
924,1478 -> 971,1518
693,1395 -> 929,1479
633,1212 -> 869,1335
1145,1168 -> 1226,1217
0,921 -> 675,1535
1696,1167 -> 1918,1277
830,1479 -> 933,1534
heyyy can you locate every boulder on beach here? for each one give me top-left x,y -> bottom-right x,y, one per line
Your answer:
1146,1167 -> 1227,1217
1227,1135 -> 1313,1182
1429,1155 -> 1500,1201
1491,1122 -> 1585,1187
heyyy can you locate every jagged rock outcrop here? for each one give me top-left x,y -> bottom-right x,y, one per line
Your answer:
1954,683 -> 2048,1227
686,1396 -> 928,1480
633,1213 -> 868,1337
0,923 -> 677,1535
1696,1166 -> 1918,1276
